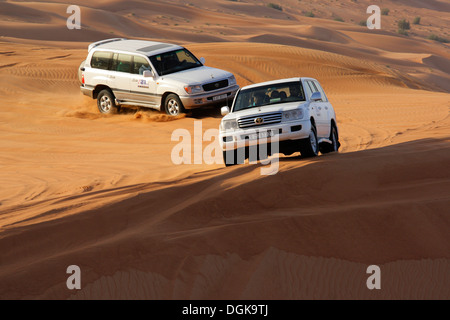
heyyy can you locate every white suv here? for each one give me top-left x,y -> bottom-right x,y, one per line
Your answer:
219,77 -> 340,165
79,38 -> 239,116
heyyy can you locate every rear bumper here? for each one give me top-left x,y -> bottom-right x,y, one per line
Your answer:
80,85 -> 94,98
180,85 -> 239,109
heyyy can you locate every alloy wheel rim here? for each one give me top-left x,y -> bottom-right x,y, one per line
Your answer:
167,99 -> 179,116
100,95 -> 111,113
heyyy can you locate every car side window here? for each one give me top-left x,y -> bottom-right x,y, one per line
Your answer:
307,81 -> 318,93
303,80 -> 313,100
91,51 -> 112,70
133,56 -> 151,75
109,53 -> 132,73
307,80 -> 322,101
313,80 -> 328,102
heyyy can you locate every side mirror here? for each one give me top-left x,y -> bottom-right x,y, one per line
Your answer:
221,106 -> 230,116
143,70 -> 155,79
310,92 -> 322,102
199,57 -> 206,65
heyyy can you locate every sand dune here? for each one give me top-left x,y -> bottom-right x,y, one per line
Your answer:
0,0 -> 449,299
1,138 -> 449,299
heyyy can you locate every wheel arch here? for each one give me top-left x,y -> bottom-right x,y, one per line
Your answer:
161,91 -> 179,110
310,116 -> 316,129
93,85 -> 113,100
330,118 -> 339,140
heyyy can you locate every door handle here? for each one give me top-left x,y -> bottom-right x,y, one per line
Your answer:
109,75 -> 115,79
132,79 -> 138,82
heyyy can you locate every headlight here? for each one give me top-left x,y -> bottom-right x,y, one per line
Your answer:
184,85 -> 203,94
283,109 -> 303,121
228,76 -> 237,86
221,119 -> 238,131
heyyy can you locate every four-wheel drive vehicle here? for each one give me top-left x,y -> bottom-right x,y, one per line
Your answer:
79,38 -> 239,116
219,77 -> 340,166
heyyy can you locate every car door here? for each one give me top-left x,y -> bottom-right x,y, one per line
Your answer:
108,53 -> 133,101
313,80 -> 331,137
305,80 -> 328,138
128,55 -> 159,107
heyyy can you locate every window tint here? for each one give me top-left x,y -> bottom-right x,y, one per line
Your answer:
91,51 -> 112,70
114,53 -> 132,73
109,53 -> 118,71
133,56 -> 151,75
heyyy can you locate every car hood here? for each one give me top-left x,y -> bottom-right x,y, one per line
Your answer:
224,101 -> 307,121
160,66 -> 232,85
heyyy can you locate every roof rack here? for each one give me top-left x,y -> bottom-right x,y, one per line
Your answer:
88,38 -> 127,52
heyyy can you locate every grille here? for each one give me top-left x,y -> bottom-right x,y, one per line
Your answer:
237,112 -> 282,129
202,79 -> 228,92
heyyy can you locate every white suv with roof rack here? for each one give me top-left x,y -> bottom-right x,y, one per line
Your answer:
79,38 -> 239,116
219,77 -> 340,165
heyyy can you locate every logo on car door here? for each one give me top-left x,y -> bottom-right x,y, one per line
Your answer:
138,79 -> 149,88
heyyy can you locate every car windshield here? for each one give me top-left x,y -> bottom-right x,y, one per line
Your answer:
149,49 -> 202,76
233,81 -> 306,112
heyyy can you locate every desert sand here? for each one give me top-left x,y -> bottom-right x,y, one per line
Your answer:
0,0 -> 449,299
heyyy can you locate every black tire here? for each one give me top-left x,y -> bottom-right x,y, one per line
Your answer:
320,125 -> 340,154
164,94 -> 185,116
97,89 -> 120,114
299,124 -> 319,158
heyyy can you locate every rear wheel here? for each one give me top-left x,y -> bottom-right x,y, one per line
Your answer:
299,124 -> 319,158
97,90 -> 120,114
164,94 -> 185,116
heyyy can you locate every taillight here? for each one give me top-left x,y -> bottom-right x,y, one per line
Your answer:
81,74 -> 85,84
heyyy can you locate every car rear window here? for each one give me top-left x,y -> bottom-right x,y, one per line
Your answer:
91,51 -> 112,70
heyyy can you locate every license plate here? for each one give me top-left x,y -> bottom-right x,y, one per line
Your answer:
249,131 -> 273,140
212,94 -> 227,101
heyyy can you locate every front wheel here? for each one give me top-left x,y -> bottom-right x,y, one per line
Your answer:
299,125 -> 319,158
164,94 -> 185,116
97,90 -> 120,114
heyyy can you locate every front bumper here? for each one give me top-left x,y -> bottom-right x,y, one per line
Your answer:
180,85 -> 239,109
219,119 -> 312,151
